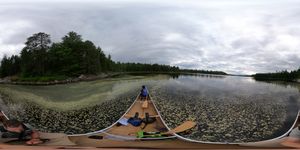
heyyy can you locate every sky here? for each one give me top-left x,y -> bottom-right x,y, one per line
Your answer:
0,0 -> 300,75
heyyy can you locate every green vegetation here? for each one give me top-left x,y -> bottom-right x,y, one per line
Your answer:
253,69 -> 300,82
17,75 -> 68,82
0,75 -> 161,110
0,55 -> 21,77
0,31 -> 226,81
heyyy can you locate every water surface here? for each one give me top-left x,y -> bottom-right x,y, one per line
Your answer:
151,75 -> 300,142
0,74 -> 299,142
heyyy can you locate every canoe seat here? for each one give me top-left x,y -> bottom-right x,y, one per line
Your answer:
142,101 -> 148,109
124,114 -> 159,118
137,101 -> 152,103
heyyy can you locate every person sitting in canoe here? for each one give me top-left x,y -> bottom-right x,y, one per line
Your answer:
140,85 -> 148,100
0,112 -> 43,145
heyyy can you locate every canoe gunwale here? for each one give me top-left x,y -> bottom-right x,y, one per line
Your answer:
148,93 -> 174,134
240,110 -> 300,146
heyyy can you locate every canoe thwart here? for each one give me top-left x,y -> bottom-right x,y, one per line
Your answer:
124,114 -> 160,118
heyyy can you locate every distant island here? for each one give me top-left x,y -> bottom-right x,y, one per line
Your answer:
253,69 -> 300,82
0,32 -> 226,83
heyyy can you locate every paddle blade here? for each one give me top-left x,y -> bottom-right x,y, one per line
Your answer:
165,121 -> 196,134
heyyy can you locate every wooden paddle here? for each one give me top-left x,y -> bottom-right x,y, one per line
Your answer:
136,121 -> 196,138
162,121 -> 196,135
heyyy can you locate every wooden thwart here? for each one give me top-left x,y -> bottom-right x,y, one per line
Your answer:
124,114 -> 159,118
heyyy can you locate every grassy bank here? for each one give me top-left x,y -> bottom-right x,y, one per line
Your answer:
16,75 -> 69,82
0,75 -> 168,110
0,74 -> 169,133
1,72 -> 228,86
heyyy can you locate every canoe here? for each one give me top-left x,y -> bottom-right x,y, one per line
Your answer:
68,94 -> 177,141
66,93 -> 245,148
0,92 -> 299,149
66,94 -> 300,148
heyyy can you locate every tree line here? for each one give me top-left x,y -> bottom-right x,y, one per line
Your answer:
180,69 -> 227,75
0,32 -> 226,81
253,69 -> 300,81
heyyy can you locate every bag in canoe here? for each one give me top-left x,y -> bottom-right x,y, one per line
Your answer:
127,112 -> 142,127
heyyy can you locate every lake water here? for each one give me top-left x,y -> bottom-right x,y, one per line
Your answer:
150,74 -> 300,142
0,74 -> 299,142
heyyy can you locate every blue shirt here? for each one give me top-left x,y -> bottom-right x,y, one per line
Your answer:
141,88 -> 148,97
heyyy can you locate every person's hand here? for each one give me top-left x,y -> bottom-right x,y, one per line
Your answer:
26,138 -> 43,145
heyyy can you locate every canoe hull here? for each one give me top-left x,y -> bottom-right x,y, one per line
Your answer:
1,92 -> 299,149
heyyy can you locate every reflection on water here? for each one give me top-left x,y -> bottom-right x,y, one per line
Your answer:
0,74 -> 299,142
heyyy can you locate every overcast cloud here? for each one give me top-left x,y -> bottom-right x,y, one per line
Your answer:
0,0 -> 300,74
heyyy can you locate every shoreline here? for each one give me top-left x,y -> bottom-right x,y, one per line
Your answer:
0,72 -> 123,86
0,72 -> 227,86
253,77 -> 300,84
1,72 -> 298,86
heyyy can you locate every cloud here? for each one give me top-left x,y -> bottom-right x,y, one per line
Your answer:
0,0 -> 300,74
0,19 -> 33,58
